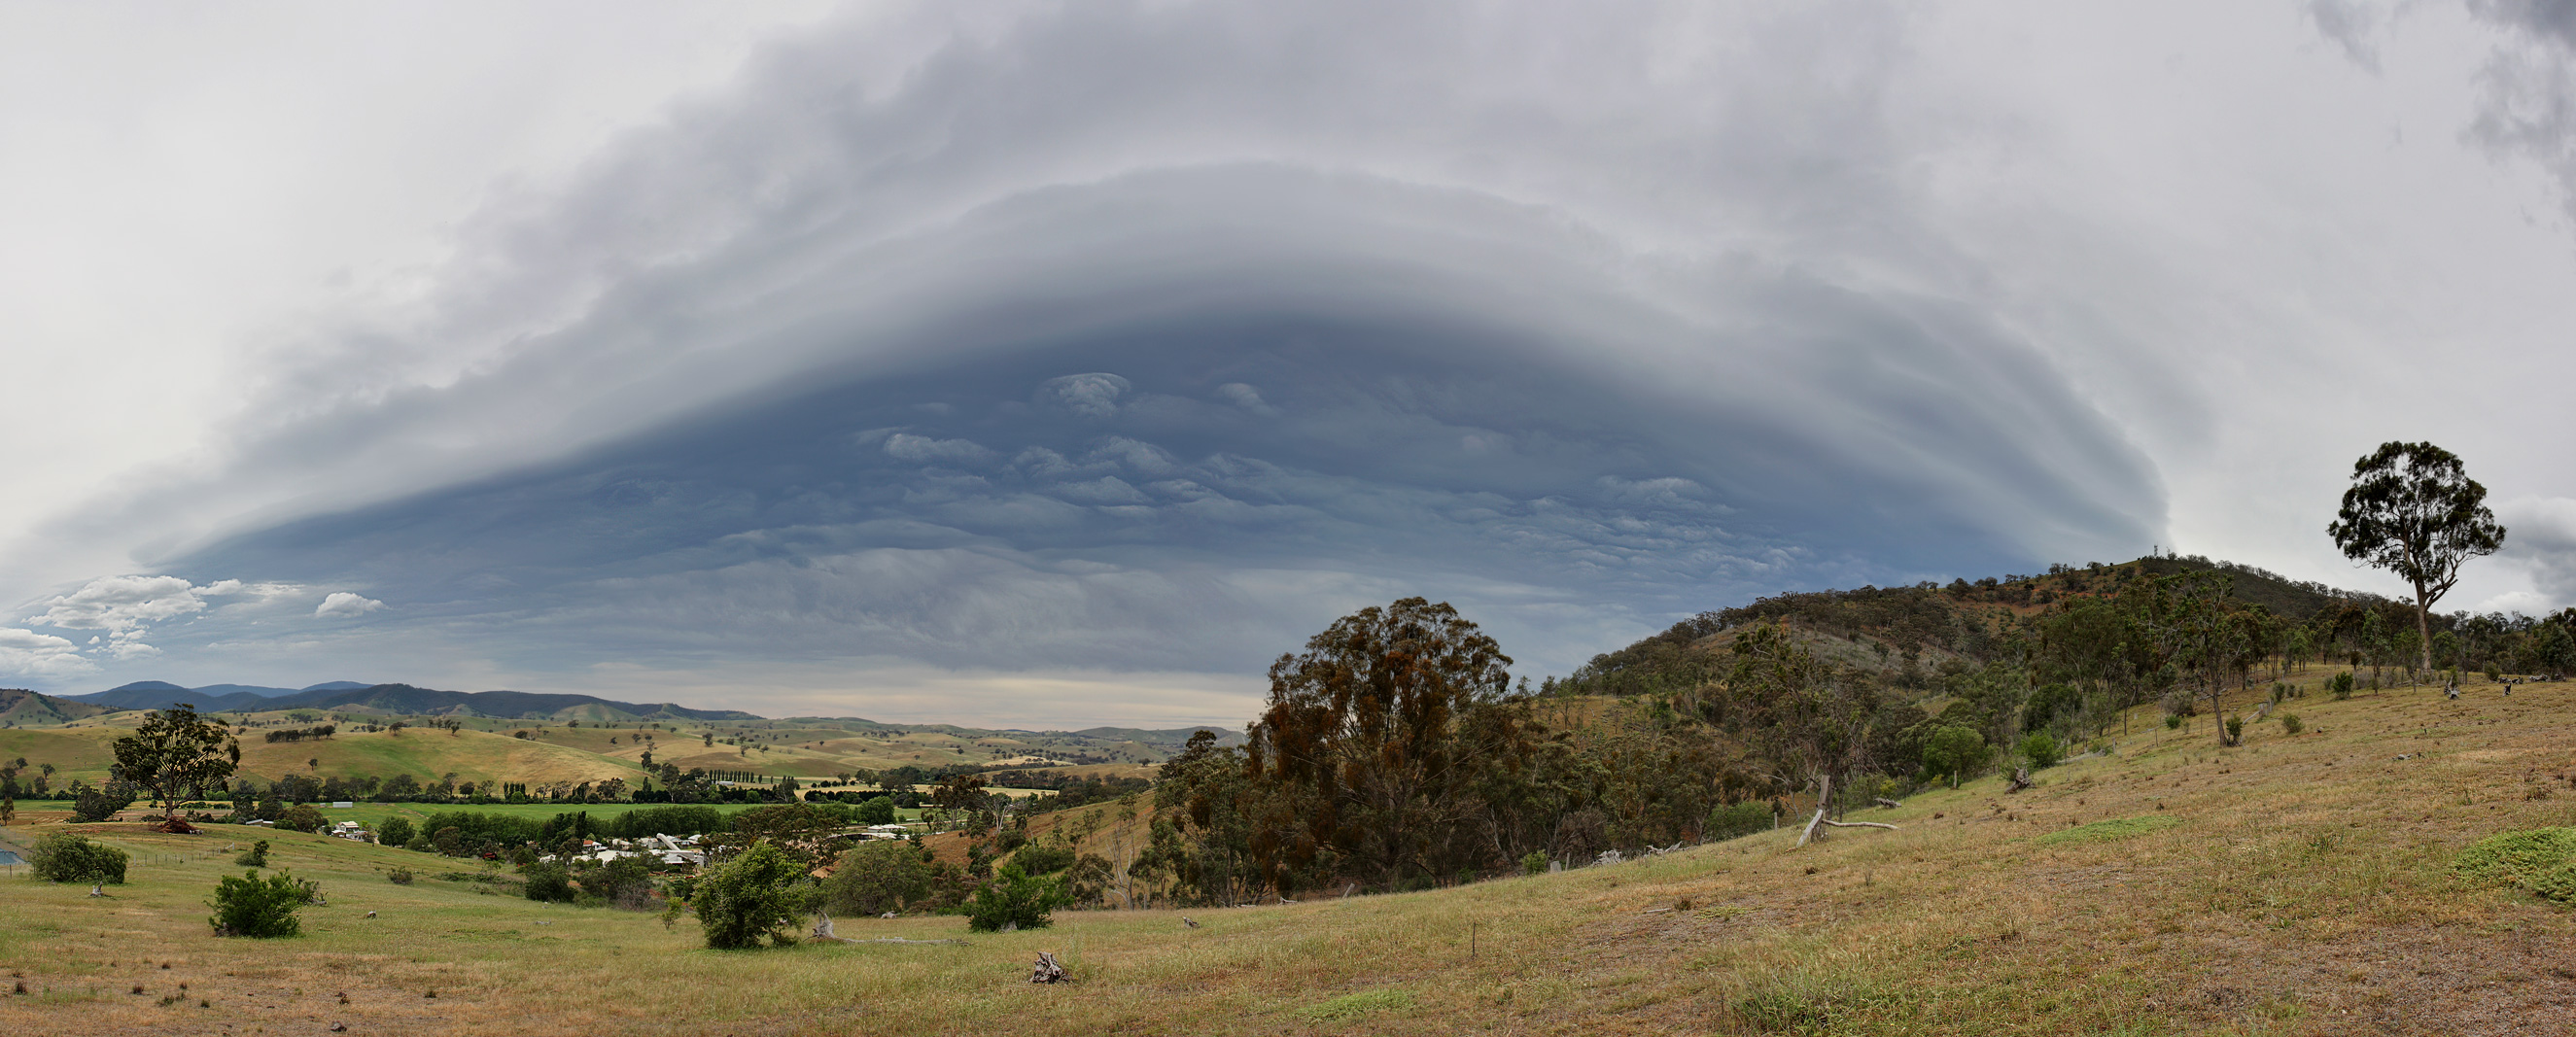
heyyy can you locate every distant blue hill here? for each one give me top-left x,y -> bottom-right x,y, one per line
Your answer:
65,681 -> 305,711
63,680 -> 758,721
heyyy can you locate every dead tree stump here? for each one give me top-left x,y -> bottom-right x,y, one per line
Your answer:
1030,951 -> 1069,985
2004,767 -> 2033,794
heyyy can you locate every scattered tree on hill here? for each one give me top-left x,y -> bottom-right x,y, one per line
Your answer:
1723,621 -> 1890,847
110,704 -> 241,823
2328,441 -> 2506,673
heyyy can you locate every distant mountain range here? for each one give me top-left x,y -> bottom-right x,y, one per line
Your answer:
62,680 -> 761,721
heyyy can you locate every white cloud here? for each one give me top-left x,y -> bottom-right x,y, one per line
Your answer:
34,574 -> 213,632
315,592 -> 387,618
0,627 -> 93,677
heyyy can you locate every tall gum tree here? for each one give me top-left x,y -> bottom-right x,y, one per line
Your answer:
2327,441 -> 2506,673
110,704 -> 241,826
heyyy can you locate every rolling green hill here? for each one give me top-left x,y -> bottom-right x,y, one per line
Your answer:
0,687 -> 112,726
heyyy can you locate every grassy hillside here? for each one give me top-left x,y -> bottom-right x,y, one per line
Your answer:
234,728 -> 648,786
1553,552 -> 2407,698
0,687 -> 112,726
5,673 -> 2570,1034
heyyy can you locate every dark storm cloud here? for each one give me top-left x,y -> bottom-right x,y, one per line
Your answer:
20,0 -> 2165,690
2469,0 -> 2576,221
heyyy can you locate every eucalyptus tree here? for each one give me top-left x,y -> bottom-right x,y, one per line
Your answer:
1244,597 -> 1520,890
2328,441 -> 2506,673
1725,621 -> 1889,846
110,705 -> 240,822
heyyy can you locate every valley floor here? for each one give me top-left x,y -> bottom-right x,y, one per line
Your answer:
3,678 -> 2573,1035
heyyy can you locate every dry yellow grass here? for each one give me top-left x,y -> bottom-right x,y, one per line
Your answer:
4,675 -> 2573,1035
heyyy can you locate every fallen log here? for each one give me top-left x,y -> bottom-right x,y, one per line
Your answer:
1818,820 -> 1899,832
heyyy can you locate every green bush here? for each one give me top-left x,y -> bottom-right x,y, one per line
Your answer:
1920,725 -> 1986,788
2224,715 -> 2245,744
523,860 -> 575,903
387,867 -> 414,885
2163,714 -> 2182,730
374,817 -> 415,847
208,870 -> 307,937
853,796 -> 897,826
234,840 -> 270,868
1013,844 -> 1076,876
963,862 -> 1070,933
2020,732 -> 2063,769
70,782 -> 134,823
2280,713 -> 2303,736
1707,801 -> 1775,842
27,833 -> 127,887
1520,849 -> 1549,876
695,843 -> 812,949
2329,672 -> 2356,701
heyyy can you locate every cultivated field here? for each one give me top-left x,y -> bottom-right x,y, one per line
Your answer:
3,677 -> 2573,1035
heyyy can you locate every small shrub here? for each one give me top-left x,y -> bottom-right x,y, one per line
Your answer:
387,867 -> 414,885
2164,714 -> 2183,730
2020,732 -> 2063,769
27,833 -> 128,887
1520,849 -> 1549,876
963,862 -> 1070,932
2224,715 -> 2245,744
2280,713 -> 2303,735
234,840 -> 270,868
208,870 -> 307,938
2329,672 -> 2355,700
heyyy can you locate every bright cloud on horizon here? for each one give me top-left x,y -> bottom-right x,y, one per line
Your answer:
4,1 -> 2575,723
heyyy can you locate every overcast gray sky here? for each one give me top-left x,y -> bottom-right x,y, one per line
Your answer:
4,1 -> 2573,725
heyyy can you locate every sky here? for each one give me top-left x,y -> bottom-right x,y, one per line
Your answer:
4,1 -> 2575,725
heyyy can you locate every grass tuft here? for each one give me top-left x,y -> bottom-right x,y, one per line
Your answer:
2035,814 -> 2181,845
1299,988 -> 1412,1022
1731,971 -> 1899,1033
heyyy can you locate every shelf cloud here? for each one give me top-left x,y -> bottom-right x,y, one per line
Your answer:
10,1 -> 2573,720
